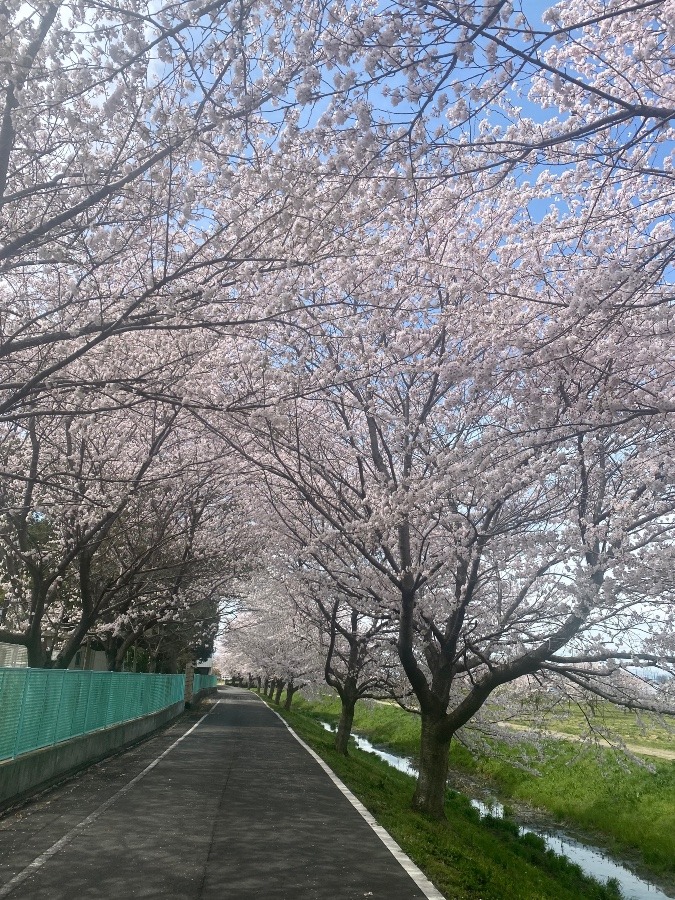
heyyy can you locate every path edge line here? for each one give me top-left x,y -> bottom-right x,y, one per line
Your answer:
253,692 -> 445,900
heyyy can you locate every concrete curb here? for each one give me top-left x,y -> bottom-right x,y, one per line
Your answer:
0,700 -> 185,811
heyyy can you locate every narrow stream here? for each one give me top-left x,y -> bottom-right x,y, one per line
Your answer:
319,721 -> 672,900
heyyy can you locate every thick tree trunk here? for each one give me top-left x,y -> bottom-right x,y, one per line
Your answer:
53,552 -> 96,670
25,582 -> 49,666
256,675 -> 262,692
105,641 -> 120,671
274,679 -> 284,704
284,683 -> 298,710
26,633 -> 48,667
412,712 -> 451,819
53,628 -> 87,669
395,575 -> 453,819
263,676 -> 270,696
335,694 -> 356,755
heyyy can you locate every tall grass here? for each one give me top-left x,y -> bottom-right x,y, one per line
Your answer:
473,740 -> 675,878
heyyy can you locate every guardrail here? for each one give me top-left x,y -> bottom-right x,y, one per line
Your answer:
0,668 -> 185,761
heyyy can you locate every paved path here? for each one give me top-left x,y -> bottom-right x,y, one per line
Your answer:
0,687 -> 437,899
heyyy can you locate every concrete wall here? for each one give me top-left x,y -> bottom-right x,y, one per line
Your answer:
0,700 -> 185,811
187,686 -> 218,708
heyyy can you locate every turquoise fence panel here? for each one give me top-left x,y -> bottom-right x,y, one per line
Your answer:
84,674 -> 110,732
105,673 -> 127,727
128,675 -> 143,719
14,669 -> 52,757
0,669 -> 185,761
55,674 -> 89,742
193,674 -> 217,694
148,677 -> 160,713
35,670 -> 65,750
0,669 -> 26,759
170,675 -> 185,705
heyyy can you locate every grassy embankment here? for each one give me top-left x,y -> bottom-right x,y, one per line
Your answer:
264,692 -> 625,900
288,694 -> 675,884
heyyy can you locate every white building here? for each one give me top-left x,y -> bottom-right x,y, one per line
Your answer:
0,643 -> 28,667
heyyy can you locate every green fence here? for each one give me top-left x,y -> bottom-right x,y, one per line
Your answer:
193,673 -> 218,694
0,668 -> 185,761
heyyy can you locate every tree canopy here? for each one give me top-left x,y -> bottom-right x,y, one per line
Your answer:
1,0 -> 673,816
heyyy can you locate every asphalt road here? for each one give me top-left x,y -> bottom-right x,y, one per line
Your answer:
0,687 -> 436,899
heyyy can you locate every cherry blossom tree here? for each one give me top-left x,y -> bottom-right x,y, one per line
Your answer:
218,176 -> 674,818
0,0 -> 372,424
252,489 -> 404,753
219,574 -> 323,709
302,0 -> 675,183
0,394 -> 255,668
2,0 -> 673,824
3,0 -> 672,424
296,565 -> 400,754
0,402 -> 178,665
92,451 -> 257,672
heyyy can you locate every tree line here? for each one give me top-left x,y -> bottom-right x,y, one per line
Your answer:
0,0 -> 673,816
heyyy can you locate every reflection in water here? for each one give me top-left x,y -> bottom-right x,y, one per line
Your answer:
319,720 -> 672,900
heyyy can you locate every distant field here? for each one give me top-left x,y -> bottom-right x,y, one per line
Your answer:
513,701 -> 675,753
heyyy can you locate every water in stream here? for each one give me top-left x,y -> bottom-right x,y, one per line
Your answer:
319,721 -> 672,900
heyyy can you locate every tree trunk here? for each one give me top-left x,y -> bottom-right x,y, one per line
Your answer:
263,676 -> 270,696
412,712 -> 451,819
105,640 -> 120,671
25,583 -> 49,666
335,691 -> 357,755
274,679 -> 284,704
256,675 -> 262,692
53,551 -> 96,670
26,633 -> 48,667
53,629 -> 89,669
284,683 -> 298,710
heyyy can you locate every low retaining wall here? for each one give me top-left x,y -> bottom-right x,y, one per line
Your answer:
0,700 -> 185,811
188,685 -> 218,708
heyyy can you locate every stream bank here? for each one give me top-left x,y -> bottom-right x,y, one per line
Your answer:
319,720 -> 674,900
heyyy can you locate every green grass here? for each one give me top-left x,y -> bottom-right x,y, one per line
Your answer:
288,693 -> 675,884
471,739 -> 675,879
264,693 -> 624,900
293,694 -> 422,754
